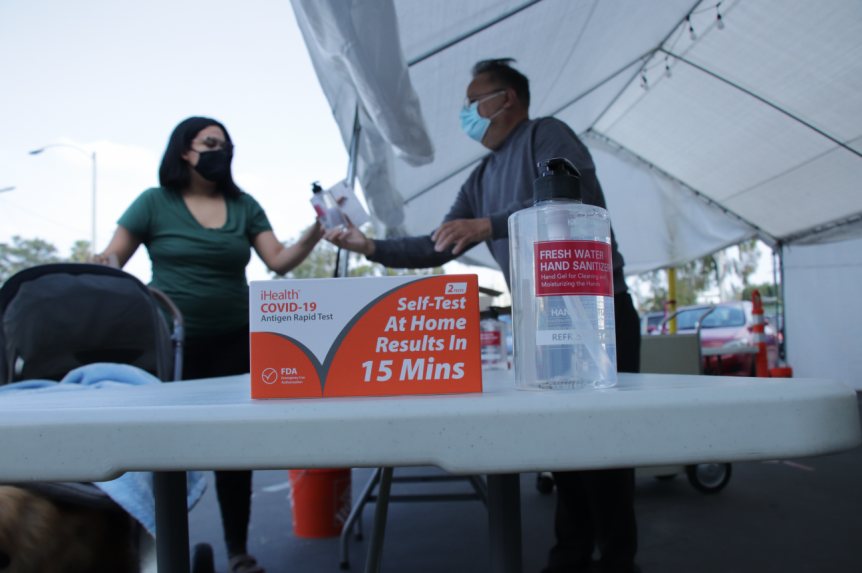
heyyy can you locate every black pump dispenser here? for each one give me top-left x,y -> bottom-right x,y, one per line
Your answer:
311,181 -> 323,194
533,158 -> 581,205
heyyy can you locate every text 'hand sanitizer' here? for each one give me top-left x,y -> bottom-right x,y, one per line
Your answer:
508,158 -> 617,390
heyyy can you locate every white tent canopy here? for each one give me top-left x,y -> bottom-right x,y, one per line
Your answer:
292,0 -> 862,272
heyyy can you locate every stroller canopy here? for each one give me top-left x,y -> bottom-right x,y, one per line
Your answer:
0,264 -> 174,384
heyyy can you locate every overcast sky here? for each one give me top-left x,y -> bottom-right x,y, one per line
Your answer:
0,0 -> 772,299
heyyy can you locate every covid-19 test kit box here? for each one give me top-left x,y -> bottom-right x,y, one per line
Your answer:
249,275 -> 482,399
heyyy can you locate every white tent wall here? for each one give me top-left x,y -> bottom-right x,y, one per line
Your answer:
783,237 -> 862,391
584,134 -> 759,275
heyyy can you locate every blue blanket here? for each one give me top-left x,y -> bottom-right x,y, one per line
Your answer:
0,363 -> 207,537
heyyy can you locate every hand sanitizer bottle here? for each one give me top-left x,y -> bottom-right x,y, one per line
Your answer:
310,182 -> 347,231
509,158 -> 617,390
480,308 -> 508,370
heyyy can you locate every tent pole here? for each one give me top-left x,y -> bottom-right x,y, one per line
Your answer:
336,106 -> 361,279
347,106 -> 361,189
772,244 -> 779,342
777,242 -> 787,365
667,268 -> 677,334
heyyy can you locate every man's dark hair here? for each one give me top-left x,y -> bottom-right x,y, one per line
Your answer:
159,116 -> 242,198
471,58 -> 530,108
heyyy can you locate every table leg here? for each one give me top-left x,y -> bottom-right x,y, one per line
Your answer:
487,473 -> 522,573
341,467 -> 381,569
364,467 -> 393,573
154,471 -> 190,573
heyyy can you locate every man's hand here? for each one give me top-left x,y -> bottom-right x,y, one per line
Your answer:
431,218 -> 492,255
324,223 -> 375,257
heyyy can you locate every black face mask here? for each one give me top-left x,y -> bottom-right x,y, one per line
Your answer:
193,149 -> 232,182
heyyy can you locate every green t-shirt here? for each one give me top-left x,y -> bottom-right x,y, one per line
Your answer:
118,187 -> 272,339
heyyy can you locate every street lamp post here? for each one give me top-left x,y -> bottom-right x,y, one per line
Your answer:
29,144 -> 97,255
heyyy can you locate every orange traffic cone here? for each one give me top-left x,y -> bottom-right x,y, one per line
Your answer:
751,290 -> 769,377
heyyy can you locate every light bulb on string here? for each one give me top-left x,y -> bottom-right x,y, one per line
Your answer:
665,57 -> 672,78
640,73 -> 648,90
716,12 -> 725,29
687,16 -> 697,40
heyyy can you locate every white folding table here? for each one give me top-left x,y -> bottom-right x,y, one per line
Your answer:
0,370 -> 858,573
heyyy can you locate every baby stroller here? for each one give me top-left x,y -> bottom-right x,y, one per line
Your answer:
0,263 -> 213,572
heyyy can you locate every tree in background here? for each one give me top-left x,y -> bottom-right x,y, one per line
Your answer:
741,282 -> 779,302
282,240 -> 339,279
635,256 -> 717,313
631,239 -> 766,314
0,236 -> 60,283
67,240 -> 92,263
0,237 -> 93,284
725,239 -> 761,294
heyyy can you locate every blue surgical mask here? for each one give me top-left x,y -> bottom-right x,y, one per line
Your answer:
459,91 -> 505,142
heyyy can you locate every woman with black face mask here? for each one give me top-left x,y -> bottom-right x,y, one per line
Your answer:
96,116 -> 323,573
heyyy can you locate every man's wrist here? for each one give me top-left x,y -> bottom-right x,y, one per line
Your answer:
479,217 -> 493,241
489,212 -> 509,240
363,238 -> 376,258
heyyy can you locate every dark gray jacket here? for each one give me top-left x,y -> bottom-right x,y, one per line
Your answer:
368,117 -> 626,292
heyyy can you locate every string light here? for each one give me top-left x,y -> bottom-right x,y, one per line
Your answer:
687,16 -> 697,41
665,56 -> 672,78
640,73 -> 648,90
716,4 -> 725,30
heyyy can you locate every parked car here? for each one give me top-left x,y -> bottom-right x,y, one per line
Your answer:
640,311 -> 666,334
675,302 -> 779,376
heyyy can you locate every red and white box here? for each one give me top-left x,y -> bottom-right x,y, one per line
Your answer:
249,275 -> 482,399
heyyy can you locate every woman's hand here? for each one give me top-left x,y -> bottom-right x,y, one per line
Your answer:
301,220 -> 325,245
324,223 -> 375,257
91,226 -> 141,269
253,221 -> 325,276
90,253 -> 120,268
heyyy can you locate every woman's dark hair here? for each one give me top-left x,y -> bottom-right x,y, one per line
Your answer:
158,116 -> 243,197
472,58 -> 530,108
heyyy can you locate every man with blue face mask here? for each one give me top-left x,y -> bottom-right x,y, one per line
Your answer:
326,58 -> 641,573
326,58 -> 629,299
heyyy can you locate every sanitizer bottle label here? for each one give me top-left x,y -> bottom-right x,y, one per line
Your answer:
534,240 -> 614,297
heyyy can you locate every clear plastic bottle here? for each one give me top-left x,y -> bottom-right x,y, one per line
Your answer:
509,158 -> 617,390
310,182 -> 347,231
480,309 -> 508,370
